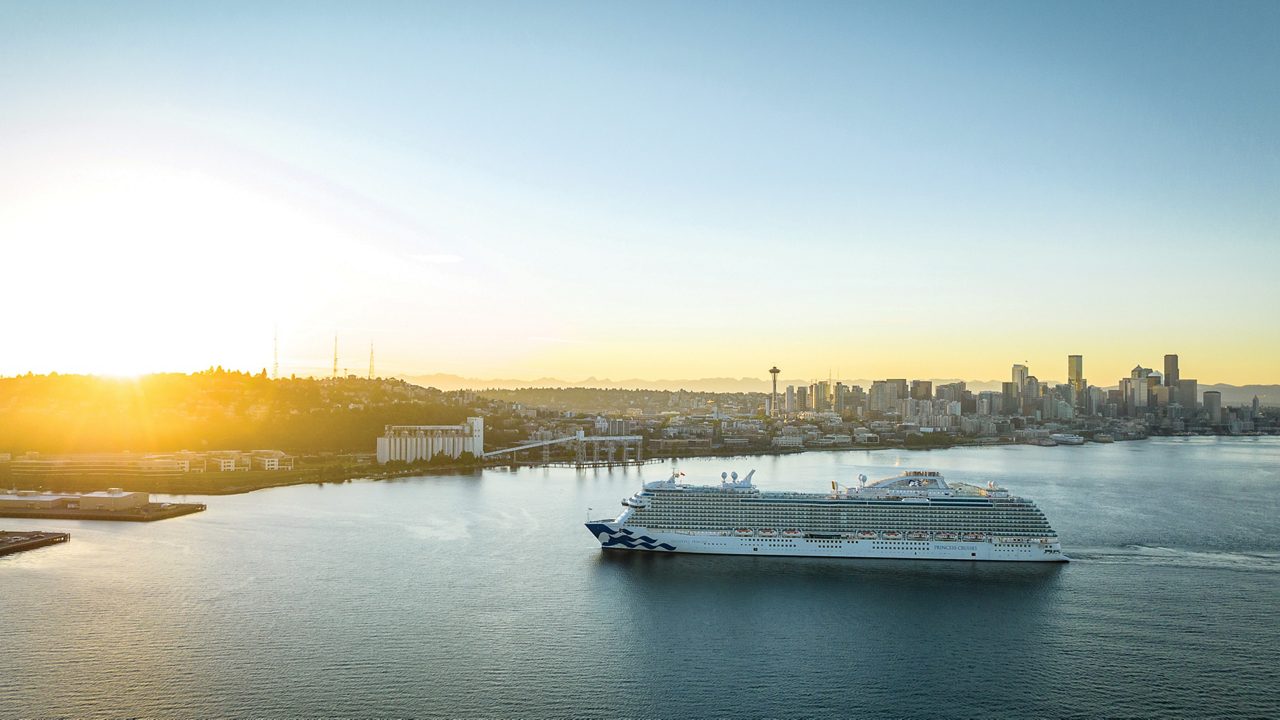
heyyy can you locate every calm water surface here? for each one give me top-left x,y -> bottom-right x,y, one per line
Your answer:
3,438 -> 1279,718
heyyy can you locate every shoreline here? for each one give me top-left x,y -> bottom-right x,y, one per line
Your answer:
8,436 -> 1221,499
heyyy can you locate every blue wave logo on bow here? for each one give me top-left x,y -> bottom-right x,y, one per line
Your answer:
585,523 -> 676,551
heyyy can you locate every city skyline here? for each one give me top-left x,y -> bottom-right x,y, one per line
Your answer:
3,3 -> 1278,382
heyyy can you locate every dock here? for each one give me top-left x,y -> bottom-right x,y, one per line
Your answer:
0,502 -> 206,522
0,530 -> 70,557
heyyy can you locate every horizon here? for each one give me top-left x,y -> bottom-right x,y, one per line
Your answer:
3,366 -> 1275,394
3,3 -> 1278,382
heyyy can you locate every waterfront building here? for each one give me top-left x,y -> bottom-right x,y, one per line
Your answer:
376,417 -> 485,464
8,451 -> 294,479
0,489 -> 149,511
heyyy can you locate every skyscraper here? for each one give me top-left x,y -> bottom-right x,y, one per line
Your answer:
1177,379 -> 1198,410
1204,391 -> 1222,424
1164,354 -> 1179,389
1001,381 -> 1019,415
1067,355 -> 1084,401
910,379 -> 933,400
1130,366 -> 1152,410
1012,364 -> 1029,398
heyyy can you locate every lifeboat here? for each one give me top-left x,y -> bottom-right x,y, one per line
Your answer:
936,532 -> 957,541
782,529 -> 802,538
856,530 -> 877,540
734,528 -> 754,537
962,532 -> 985,542
882,530 -> 903,540
906,531 -> 929,541
758,528 -> 777,537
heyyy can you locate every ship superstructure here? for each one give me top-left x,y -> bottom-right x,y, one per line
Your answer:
586,470 -> 1067,562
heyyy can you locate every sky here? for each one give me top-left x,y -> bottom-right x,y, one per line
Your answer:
1,1 -> 1277,385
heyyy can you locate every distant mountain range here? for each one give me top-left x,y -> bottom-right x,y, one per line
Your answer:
402,373 -> 1277,405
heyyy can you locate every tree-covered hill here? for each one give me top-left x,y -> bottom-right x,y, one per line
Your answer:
0,370 -> 472,454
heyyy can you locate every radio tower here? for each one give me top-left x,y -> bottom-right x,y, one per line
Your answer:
332,336 -> 339,379
272,326 -> 279,380
368,343 -> 375,380
769,366 -> 781,417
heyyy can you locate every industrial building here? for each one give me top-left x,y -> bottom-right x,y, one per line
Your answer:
8,450 -> 295,479
376,417 -> 485,464
0,489 -> 150,511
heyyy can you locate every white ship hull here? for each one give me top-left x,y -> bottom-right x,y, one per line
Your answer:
586,522 -> 1068,562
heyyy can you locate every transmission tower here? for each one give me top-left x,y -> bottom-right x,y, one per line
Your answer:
332,336 -> 339,379
368,343 -> 375,380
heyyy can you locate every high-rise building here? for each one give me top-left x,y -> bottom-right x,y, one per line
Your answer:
1164,354 -> 1179,389
832,383 -> 845,414
1204,391 -> 1222,424
1118,378 -> 1135,416
1067,355 -> 1085,404
812,381 -> 831,412
910,379 -> 933,400
1177,379 -> 1198,410
1001,381 -> 1020,415
936,381 -> 966,403
1130,366 -> 1152,410
868,380 -> 903,416
785,385 -> 796,413
1012,364 -> 1029,396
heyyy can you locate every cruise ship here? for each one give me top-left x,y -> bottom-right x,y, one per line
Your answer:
586,470 -> 1067,562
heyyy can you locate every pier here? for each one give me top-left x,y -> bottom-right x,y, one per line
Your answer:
0,531 -> 70,557
485,431 -> 646,467
0,502 -> 206,522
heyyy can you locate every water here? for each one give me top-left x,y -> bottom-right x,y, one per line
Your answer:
3,438 -> 1279,718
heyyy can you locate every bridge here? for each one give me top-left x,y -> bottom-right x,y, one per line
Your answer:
485,430 -> 644,467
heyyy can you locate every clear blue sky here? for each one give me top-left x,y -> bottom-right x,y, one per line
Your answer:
2,1 -> 1277,383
